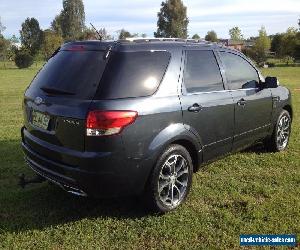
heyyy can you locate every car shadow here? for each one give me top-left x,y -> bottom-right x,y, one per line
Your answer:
0,139 -> 270,234
0,139 -> 153,234
242,142 -> 269,154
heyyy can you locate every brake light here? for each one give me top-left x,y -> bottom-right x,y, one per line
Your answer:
66,45 -> 86,51
86,110 -> 138,136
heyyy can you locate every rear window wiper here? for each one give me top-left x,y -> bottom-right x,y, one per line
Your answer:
103,45 -> 112,60
40,87 -> 75,95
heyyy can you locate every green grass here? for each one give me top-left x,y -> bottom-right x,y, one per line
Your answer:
0,65 -> 299,249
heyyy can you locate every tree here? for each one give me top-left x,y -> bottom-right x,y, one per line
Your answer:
229,27 -> 243,41
99,28 -> 112,40
60,0 -> 85,41
20,18 -> 43,56
41,30 -> 63,60
10,35 -> 19,45
270,33 -> 284,55
242,47 -> 258,62
0,17 -> 6,35
281,28 -> 298,57
80,28 -> 98,40
253,26 -> 271,64
295,32 -> 300,59
7,36 -> 19,61
80,27 -> 112,40
0,17 -> 9,62
154,0 -> 189,38
51,14 -> 63,36
278,27 -> 299,64
205,30 -> 218,42
270,28 -> 300,61
118,29 -> 135,39
192,34 -> 200,39
0,36 -> 9,61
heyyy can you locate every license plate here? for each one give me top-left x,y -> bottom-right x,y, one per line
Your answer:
31,110 -> 50,130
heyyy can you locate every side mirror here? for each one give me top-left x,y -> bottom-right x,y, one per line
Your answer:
242,80 -> 258,89
265,76 -> 279,88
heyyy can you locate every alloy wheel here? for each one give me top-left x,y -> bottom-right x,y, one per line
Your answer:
157,154 -> 189,208
276,115 -> 290,150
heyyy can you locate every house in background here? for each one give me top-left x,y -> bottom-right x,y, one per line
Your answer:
219,39 -> 244,51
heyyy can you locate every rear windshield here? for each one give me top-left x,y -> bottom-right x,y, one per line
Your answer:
30,50 -> 170,100
96,51 -> 171,99
30,50 -> 106,99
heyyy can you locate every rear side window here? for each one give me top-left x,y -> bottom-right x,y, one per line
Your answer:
220,52 -> 259,90
183,50 -> 224,93
30,51 -> 106,99
96,51 -> 171,99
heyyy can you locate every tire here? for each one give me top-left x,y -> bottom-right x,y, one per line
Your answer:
144,144 -> 193,213
265,110 -> 291,152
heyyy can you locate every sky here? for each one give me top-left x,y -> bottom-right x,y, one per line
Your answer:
0,0 -> 299,39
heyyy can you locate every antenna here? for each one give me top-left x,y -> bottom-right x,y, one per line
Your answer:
90,23 -> 102,41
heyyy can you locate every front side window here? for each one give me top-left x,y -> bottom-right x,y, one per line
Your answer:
220,52 -> 259,90
183,50 -> 224,93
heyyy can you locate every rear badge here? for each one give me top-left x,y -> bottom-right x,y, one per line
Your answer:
63,119 -> 80,126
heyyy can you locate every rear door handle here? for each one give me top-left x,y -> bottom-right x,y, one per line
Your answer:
188,103 -> 202,112
237,98 -> 246,106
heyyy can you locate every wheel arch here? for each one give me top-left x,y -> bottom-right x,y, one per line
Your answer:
147,123 -> 203,173
171,139 -> 201,172
283,104 -> 293,121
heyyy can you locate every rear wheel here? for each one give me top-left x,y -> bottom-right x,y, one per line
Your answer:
144,144 -> 193,213
265,110 -> 291,152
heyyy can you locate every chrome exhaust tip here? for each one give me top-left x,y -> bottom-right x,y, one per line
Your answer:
62,184 -> 87,197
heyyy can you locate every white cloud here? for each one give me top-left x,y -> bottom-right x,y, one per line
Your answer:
187,0 -> 300,17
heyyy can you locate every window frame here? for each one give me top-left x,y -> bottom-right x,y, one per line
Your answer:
218,50 -> 264,91
181,49 -> 226,95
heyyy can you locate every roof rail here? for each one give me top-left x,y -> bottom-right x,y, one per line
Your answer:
119,37 -> 204,43
117,37 -> 226,48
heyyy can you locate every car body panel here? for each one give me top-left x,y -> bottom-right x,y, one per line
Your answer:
180,91 -> 234,161
230,88 -> 273,151
270,86 -> 292,122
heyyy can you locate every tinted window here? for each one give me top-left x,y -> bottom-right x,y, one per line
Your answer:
30,51 -> 106,99
96,51 -> 171,99
220,52 -> 259,90
183,50 -> 224,93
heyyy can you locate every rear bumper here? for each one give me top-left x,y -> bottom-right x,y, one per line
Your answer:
24,153 -> 87,197
21,127 -> 154,198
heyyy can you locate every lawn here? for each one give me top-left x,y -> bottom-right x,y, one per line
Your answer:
0,63 -> 299,249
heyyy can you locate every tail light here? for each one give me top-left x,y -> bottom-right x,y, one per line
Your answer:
86,110 -> 138,136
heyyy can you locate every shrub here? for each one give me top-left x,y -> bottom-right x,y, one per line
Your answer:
242,47 -> 258,63
266,61 -> 275,67
14,50 -> 34,69
282,56 -> 295,66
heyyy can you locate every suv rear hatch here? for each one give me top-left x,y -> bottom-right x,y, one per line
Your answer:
23,42 -> 110,153
23,42 -> 171,160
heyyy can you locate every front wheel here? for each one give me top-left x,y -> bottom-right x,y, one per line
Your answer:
144,144 -> 193,213
265,110 -> 291,152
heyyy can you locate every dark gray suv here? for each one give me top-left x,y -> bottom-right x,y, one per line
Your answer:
21,39 -> 292,212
